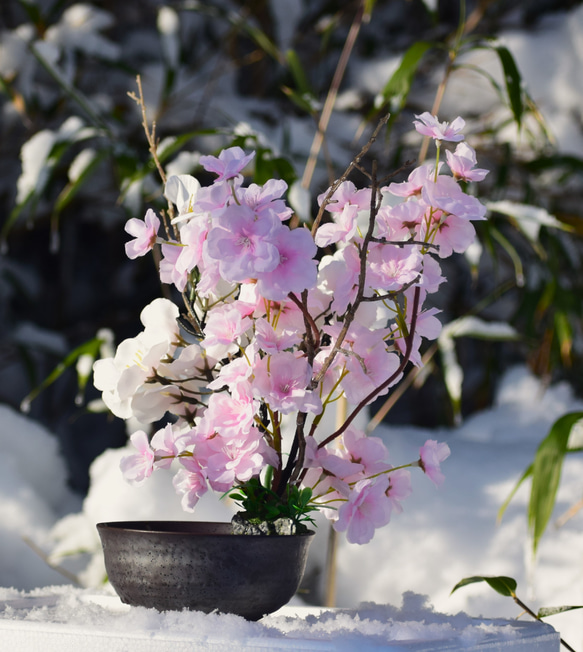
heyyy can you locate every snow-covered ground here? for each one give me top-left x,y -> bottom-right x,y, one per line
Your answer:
2,2 -> 583,649
2,365 -> 583,648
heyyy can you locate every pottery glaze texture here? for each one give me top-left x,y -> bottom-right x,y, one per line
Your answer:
97,521 -> 314,620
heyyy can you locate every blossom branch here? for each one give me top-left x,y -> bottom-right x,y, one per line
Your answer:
318,285 -> 421,449
310,159 -> 383,389
311,114 -> 389,236
288,290 -> 321,355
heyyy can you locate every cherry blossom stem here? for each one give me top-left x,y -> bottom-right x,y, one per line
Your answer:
311,115 -> 389,235
310,160 -> 383,390
288,291 -> 320,353
318,285 -> 421,449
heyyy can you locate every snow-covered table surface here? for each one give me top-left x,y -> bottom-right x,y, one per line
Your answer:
0,586 -> 559,651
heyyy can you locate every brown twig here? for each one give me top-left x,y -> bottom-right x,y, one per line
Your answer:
512,594 -> 576,652
301,1 -> 367,190
127,75 -> 176,225
311,114 -> 389,236
318,285 -> 421,449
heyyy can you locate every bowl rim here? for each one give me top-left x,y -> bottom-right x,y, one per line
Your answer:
96,520 -> 315,537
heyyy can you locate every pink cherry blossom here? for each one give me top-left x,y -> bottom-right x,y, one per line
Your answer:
386,468 -> 412,513
342,428 -> 391,476
124,209 -> 160,259
422,175 -> 486,221
253,317 -> 301,353
173,457 -> 208,511
306,436 -> 364,480
419,255 -> 445,293
341,345 -> 401,405
420,211 -> 477,258
315,203 -> 360,247
384,164 -> 440,199
320,321 -> 400,405
419,439 -> 451,486
317,245 -> 362,315
205,386 -> 257,438
367,242 -> 423,291
317,180 -> 371,212
206,204 -> 281,282
376,200 -> 425,242
120,431 -> 155,485
159,242 -> 186,291
207,356 -> 255,395
241,179 -> 293,221
252,351 -> 321,415
173,215 -> 211,277
203,429 -> 268,492
201,303 -> 252,359
151,424 -> 188,469
199,146 -> 255,181
446,142 -> 489,182
333,476 -> 392,544
255,225 -> 318,300
413,112 -> 465,142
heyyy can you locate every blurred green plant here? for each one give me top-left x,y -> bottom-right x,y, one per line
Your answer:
3,0 -> 583,431
452,575 -> 581,652
498,412 -> 583,556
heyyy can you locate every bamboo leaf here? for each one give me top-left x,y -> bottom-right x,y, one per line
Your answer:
497,463 -> 533,524
54,149 -> 108,216
538,605 -> 583,618
281,86 -> 321,115
20,336 -> 105,413
495,46 -> 524,130
285,49 -> 313,97
438,316 -> 519,425
451,575 -> 517,598
367,41 -> 432,123
529,412 -> 583,554
363,0 -> 378,20
554,310 -> 573,366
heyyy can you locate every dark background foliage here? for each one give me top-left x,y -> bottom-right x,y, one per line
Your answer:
1,0 -> 583,493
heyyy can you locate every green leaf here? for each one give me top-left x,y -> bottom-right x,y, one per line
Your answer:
54,148 -> 108,216
437,316 -> 518,425
20,336 -> 105,412
495,46 -> 524,130
235,15 -> 282,63
451,575 -> 517,598
538,605 -> 583,618
554,310 -> 573,365
529,412 -> 583,554
498,463 -> 533,524
489,225 -> 525,287
372,41 -> 432,119
285,49 -> 313,97
487,200 -> 570,250
281,86 -> 320,115
363,0 -> 378,19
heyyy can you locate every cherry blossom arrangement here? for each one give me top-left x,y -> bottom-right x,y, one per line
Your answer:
93,113 -> 488,544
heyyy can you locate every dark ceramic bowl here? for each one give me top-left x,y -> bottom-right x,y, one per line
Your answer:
97,520 -> 314,620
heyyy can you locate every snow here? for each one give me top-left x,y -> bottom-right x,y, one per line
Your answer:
440,6 -> 583,155
0,587 -> 559,651
0,365 -> 581,649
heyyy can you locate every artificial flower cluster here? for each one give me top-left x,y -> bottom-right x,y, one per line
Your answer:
94,113 -> 487,544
